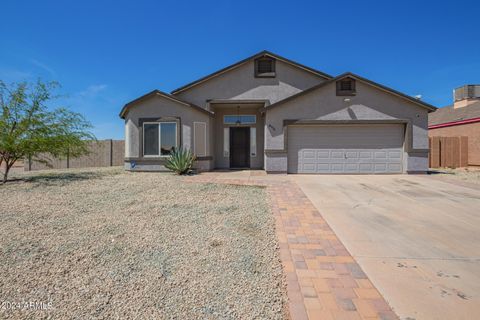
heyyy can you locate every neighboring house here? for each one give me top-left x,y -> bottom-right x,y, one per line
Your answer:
120,50 -> 436,174
429,85 -> 480,166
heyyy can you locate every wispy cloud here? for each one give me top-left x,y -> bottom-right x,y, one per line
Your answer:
78,84 -> 108,97
29,59 -> 57,77
0,68 -> 33,82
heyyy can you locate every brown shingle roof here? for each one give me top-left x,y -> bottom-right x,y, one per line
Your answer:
428,101 -> 480,126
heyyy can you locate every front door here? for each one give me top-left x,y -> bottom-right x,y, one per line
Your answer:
230,127 -> 250,168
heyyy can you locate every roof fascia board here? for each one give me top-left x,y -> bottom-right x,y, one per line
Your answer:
429,116 -> 480,129
269,52 -> 331,80
346,73 -> 437,112
208,99 -> 269,105
120,90 -> 213,119
262,72 -> 437,112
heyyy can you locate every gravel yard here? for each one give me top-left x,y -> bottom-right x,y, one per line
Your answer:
0,167 -> 287,319
430,167 -> 480,185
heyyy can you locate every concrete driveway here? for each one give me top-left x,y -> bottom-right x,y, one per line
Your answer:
292,174 -> 480,320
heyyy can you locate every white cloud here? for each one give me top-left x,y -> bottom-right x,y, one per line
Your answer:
29,59 -> 56,77
0,68 -> 33,82
78,84 -> 108,97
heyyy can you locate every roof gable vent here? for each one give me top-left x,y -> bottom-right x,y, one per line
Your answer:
255,57 -> 276,78
336,77 -> 356,96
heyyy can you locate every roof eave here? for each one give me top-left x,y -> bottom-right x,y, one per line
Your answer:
343,73 -> 437,112
429,116 -> 480,129
119,90 -> 213,119
262,72 -> 437,112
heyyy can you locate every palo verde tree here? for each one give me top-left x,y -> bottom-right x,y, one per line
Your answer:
0,80 -> 95,183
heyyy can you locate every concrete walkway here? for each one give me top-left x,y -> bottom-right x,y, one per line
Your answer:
293,174 -> 480,320
187,171 -> 397,320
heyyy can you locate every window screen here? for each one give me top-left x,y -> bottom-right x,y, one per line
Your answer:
144,124 -> 159,156
160,123 -> 177,155
143,122 -> 177,156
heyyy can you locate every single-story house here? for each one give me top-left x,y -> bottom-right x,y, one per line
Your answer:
429,85 -> 480,166
120,50 -> 436,174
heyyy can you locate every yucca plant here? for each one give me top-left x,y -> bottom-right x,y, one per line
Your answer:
165,147 -> 196,175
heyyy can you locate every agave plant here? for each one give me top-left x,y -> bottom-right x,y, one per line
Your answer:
165,147 -> 196,175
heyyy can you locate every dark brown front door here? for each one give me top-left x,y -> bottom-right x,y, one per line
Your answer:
230,127 -> 250,168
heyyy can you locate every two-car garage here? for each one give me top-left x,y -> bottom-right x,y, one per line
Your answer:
287,124 -> 405,174
263,74 -> 434,174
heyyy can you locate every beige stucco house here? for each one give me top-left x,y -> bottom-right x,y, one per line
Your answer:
120,50 -> 436,174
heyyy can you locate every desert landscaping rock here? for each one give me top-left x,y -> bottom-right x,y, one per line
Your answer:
0,167 -> 287,319
432,167 -> 480,185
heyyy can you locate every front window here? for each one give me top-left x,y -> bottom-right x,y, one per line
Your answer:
144,124 -> 159,156
160,123 -> 177,155
143,122 -> 177,156
224,115 -> 256,125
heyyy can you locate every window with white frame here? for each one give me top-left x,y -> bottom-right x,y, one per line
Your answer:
143,122 -> 177,156
223,115 -> 256,125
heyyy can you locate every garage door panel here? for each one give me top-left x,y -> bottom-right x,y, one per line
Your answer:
374,151 -> 387,159
302,163 -> 316,173
345,163 -> 359,172
331,163 -> 344,172
388,163 -> 402,172
287,125 -> 404,174
388,150 -> 402,159
317,151 -> 329,159
374,163 -> 387,172
345,151 -> 358,159
331,151 -> 344,159
359,151 -> 373,159
359,163 -> 374,172
302,150 -> 316,160
316,163 -> 329,171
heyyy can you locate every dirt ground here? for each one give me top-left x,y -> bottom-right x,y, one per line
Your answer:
0,167 -> 287,319
429,167 -> 480,186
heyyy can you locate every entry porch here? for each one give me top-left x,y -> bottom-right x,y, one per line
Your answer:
210,101 -> 265,170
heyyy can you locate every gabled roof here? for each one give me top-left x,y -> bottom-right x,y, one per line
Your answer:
170,50 -> 332,95
119,90 -> 213,119
262,72 -> 437,112
429,101 -> 480,126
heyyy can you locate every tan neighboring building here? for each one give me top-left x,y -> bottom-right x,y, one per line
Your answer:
429,85 -> 480,166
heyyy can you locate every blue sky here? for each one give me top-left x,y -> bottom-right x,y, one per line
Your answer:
1,0 -> 479,139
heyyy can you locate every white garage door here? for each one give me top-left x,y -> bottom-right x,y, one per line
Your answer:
287,124 -> 404,174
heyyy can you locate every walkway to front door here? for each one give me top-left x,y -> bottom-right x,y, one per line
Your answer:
186,171 -> 398,320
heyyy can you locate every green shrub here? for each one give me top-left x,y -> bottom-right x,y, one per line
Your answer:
165,148 -> 196,175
